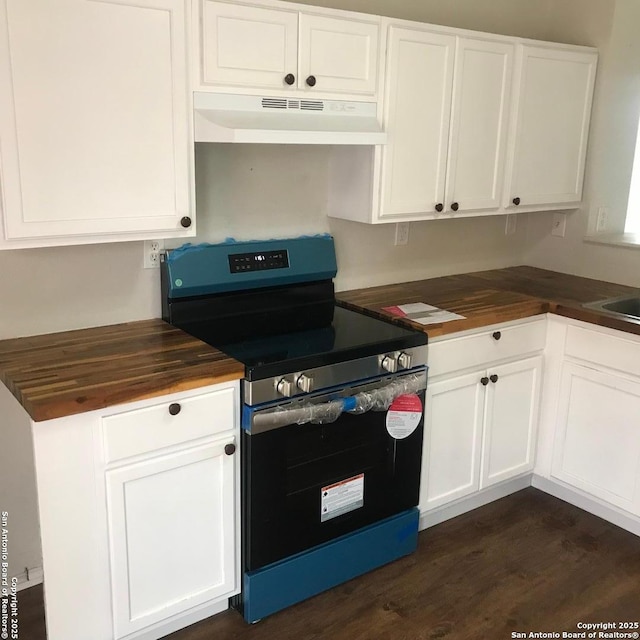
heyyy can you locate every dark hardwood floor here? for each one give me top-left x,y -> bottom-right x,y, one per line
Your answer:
16,488 -> 640,640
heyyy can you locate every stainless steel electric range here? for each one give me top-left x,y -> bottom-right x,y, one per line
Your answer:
161,235 -> 428,623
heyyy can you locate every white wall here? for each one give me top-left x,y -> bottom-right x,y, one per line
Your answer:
524,0 -> 640,286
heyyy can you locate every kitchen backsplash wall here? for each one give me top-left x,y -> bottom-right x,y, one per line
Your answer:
0,0 -> 618,341
192,143 -> 528,292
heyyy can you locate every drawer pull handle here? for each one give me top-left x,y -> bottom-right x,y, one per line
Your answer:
490,374 -> 499,384
480,377 -> 489,386
492,331 -> 501,341
168,403 -> 181,416
224,443 -> 236,456
284,73 -> 295,85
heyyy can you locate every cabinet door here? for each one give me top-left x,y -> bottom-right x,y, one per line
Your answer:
551,363 -> 640,514
106,437 -> 237,638
481,356 -> 542,488
201,1 -> 298,89
298,14 -> 379,96
504,45 -> 597,208
380,27 -> 455,219
0,0 -> 192,241
420,371 -> 484,511
445,37 -> 513,214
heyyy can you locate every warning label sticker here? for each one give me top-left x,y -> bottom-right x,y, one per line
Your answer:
386,394 -> 423,439
321,473 -> 364,522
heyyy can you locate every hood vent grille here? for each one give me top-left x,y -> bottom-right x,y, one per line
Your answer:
193,92 -> 386,144
261,97 -> 324,111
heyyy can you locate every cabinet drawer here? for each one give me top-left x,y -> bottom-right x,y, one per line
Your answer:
565,325 -> 640,377
103,386 -> 236,463
428,319 -> 546,377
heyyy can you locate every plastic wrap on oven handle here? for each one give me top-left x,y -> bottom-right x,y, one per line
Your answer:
251,373 -> 426,431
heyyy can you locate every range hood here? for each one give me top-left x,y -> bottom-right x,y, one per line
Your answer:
193,92 -> 386,145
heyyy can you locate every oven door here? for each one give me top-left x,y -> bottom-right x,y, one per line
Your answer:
242,369 -> 426,572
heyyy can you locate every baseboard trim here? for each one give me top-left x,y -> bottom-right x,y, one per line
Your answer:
419,475 -> 532,530
532,475 -> 640,537
15,566 -> 43,591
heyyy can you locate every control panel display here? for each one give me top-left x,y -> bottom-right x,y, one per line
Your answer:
229,249 -> 289,273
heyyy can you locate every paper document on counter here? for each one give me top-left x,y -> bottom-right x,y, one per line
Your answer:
382,302 -> 466,325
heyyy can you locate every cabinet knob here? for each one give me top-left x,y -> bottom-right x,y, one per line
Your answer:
480,377 -> 489,386
490,374 -> 499,384
180,216 -> 192,228
224,443 -> 236,456
435,203 -> 444,212
451,202 -> 459,212
512,197 -> 521,206
492,331 -> 502,341
306,75 -> 317,87
168,403 -> 181,416
284,73 -> 296,86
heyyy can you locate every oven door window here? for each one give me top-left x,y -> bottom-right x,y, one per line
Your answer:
243,390 -> 424,572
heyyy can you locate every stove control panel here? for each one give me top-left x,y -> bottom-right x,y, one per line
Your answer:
229,249 -> 289,273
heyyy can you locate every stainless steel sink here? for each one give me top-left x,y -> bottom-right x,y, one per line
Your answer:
583,294 -> 640,320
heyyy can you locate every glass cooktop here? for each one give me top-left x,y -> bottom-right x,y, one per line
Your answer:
180,305 -> 427,381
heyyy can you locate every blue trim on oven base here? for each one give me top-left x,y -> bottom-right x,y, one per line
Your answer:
242,508 -> 419,623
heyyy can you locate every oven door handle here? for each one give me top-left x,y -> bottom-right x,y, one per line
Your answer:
250,371 -> 426,433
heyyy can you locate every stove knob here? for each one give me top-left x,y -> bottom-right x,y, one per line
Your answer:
381,355 -> 398,373
296,374 -> 313,393
275,378 -> 293,397
398,352 -> 412,370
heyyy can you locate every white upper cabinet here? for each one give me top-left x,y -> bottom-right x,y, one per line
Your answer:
445,37 -> 513,215
0,0 -> 194,246
380,28 -> 455,218
201,2 -> 298,89
328,21 -> 598,225
199,0 -> 380,97
504,45 -> 597,210
380,28 -> 513,221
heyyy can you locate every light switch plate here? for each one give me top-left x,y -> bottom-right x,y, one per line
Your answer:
552,213 -> 567,237
394,223 -> 410,246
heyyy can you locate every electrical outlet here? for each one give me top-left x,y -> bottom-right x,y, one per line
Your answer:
596,207 -> 608,233
144,239 -> 165,269
394,222 -> 410,246
552,213 -> 567,237
505,215 -> 517,236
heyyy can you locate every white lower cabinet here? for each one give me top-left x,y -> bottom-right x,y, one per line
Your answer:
481,358 -> 542,488
420,320 -> 544,514
107,437 -> 237,638
26,381 -> 239,640
550,344 -> 640,515
422,371 -> 484,508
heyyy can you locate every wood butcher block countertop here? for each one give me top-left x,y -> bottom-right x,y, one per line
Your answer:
0,319 -> 244,422
337,266 -> 640,338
